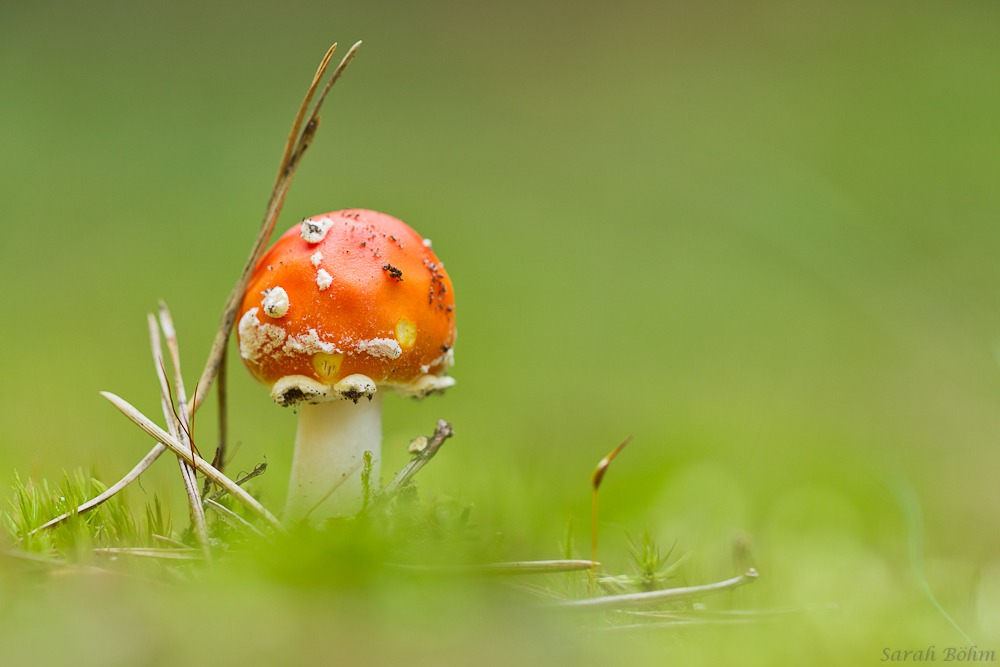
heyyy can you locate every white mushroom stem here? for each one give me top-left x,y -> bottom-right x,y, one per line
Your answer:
284,393 -> 383,523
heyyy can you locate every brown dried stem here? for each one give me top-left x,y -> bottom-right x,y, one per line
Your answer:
216,342 -> 228,473
100,391 -> 286,534
149,311 -> 211,561
187,41 -> 361,418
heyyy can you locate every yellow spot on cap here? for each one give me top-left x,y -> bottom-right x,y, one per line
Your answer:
312,352 -> 343,381
396,318 -> 417,348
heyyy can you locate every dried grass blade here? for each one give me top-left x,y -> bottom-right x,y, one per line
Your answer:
289,41 -> 362,169
150,312 -> 211,560
273,43 -> 338,191
216,344 -> 228,472
100,391 -> 286,534
94,548 -> 201,561
554,569 -> 759,611
27,444 -> 166,536
152,534 -> 189,549
395,560 -> 600,576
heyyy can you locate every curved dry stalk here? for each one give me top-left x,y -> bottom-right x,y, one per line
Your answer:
555,569 -> 759,611
100,391 -> 286,534
188,41 -> 362,418
27,444 -> 166,536
150,311 -> 211,561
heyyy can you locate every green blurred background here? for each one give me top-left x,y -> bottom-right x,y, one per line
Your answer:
2,0 -> 1000,663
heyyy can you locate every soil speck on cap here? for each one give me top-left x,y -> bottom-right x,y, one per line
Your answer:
382,264 -> 403,281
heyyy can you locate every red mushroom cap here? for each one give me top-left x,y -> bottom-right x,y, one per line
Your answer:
237,209 -> 456,405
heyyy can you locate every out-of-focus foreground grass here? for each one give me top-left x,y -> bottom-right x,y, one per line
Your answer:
2,0 -> 1000,664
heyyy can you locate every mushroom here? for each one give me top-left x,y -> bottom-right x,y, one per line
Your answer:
236,209 -> 456,523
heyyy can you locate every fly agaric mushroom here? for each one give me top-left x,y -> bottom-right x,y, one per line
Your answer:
236,209 -> 456,522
